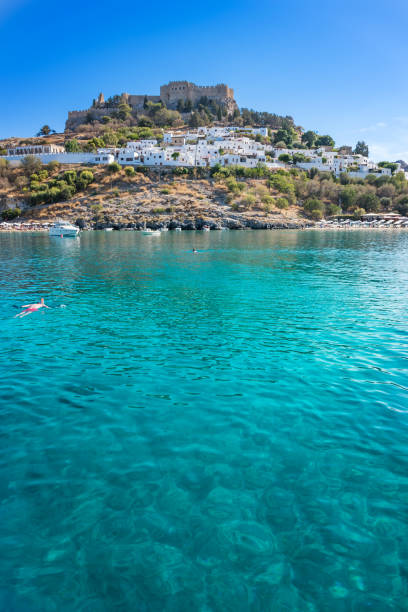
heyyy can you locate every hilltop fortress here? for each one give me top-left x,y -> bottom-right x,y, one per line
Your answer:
66,80 -> 237,130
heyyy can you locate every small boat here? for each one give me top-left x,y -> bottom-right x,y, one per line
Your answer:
105,227 -> 113,232
49,220 -> 79,237
142,229 -> 161,236
174,227 -> 182,232
202,225 -> 210,232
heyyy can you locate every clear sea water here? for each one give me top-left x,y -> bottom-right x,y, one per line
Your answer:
1,229 -> 408,611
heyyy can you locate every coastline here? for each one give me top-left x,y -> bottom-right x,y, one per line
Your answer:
2,221 -> 408,233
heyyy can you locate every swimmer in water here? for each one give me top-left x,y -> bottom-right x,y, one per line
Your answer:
15,298 -> 50,318
192,248 -> 197,253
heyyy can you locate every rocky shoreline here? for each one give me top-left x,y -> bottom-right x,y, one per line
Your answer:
0,218 -> 313,232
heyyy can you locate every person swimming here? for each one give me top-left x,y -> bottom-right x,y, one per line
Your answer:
192,248 -> 197,253
15,298 -> 50,318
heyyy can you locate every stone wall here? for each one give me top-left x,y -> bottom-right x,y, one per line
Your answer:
160,81 -> 235,109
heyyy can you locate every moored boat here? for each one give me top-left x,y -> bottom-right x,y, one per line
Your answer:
142,229 -> 161,236
49,220 -> 79,237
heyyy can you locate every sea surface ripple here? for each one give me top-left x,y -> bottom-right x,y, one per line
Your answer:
0,230 -> 407,611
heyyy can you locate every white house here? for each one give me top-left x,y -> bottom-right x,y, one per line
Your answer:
6,151 -> 115,165
7,144 -> 65,156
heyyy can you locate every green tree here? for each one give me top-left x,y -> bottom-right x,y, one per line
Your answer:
395,195 -> 408,215
77,170 -> 94,190
37,125 -> 54,136
377,183 -> 396,198
278,153 -> 291,163
65,139 -> 81,152
138,116 -> 154,128
274,128 -> 296,146
304,198 -> 325,215
125,166 -> 135,176
354,141 -> 369,156
82,137 -> 105,152
378,161 -> 398,174
171,152 -> 180,160
63,170 -> 77,186
326,203 -> 342,216
339,185 -> 358,209
154,108 -> 182,127
118,102 -> 132,121
138,128 -> 154,139
102,131 -> 119,146
268,173 -> 295,198
356,192 -> 380,212
2,208 -> 21,220
189,112 -> 205,128
316,135 -> 335,148
301,130 -> 317,148
391,171 -> 407,192
60,185 -> 75,201
292,153 -> 309,164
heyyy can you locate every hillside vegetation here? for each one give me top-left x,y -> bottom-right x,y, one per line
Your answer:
1,156 -> 408,228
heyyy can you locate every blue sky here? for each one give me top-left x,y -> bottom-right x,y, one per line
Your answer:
1,0 -> 407,160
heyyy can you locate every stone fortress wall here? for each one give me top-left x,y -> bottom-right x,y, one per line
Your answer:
66,81 -> 237,130
159,81 -> 235,108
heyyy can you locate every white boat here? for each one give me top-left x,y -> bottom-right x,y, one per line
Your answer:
202,225 -> 210,231
105,227 -> 113,232
174,227 -> 182,232
142,229 -> 161,236
49,220 -> 79,237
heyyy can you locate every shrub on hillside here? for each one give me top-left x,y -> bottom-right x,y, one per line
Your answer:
275,197 -> 289,209
47,161 -> 60,173
395,195 -> 408,215
353,207 -> 366,218
107,162 -> 121,174
326,203 -> 342,216
76,170 -> 94,190
241,193 -> 256,208
21,155 -> 42,176
1,208 -> 21,220
278,153 -> 291,163
268,173 -> 295,197
261,194 -> 274,205
304,197 -> 324,217
124,166 -> 136,177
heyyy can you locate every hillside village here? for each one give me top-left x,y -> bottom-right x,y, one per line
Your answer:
1,80 -> 408,229
3,124 -> 399,179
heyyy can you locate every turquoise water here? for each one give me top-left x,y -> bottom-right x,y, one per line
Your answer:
1,230 -> 408,611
